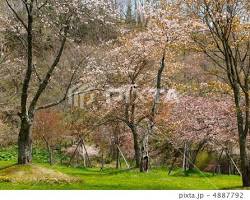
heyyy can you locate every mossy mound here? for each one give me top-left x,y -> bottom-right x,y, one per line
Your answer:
0,164 -> 81,184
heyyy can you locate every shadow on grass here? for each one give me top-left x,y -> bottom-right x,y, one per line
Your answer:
102,167 -> 137,175
63,167 -> 137,177
60,164 -> 137,176
170,168 -> 214,178
222,185 -> 250,190
0,163 -> 17,171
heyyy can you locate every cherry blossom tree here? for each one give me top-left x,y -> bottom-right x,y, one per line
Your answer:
185,0 -> 250,186
100,34 -> 157,167
83,1 -> 193,170
137,0 -> 193,171
2,0 -> 117,164
162,95 -> 237,170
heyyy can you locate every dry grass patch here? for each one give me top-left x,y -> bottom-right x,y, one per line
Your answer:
0,164 -> 81,184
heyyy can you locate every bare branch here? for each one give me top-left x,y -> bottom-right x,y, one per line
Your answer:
5,0 -> 28,31
28,26 -> 69,114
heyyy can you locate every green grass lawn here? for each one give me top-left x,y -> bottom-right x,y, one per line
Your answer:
0,161 -> 242,190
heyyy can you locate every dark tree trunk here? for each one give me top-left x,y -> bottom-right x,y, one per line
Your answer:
234,88 -> 250,187
18,119 -> 32,164
168,155 -> 178,175
131,126 -> 140,168
114,126 -> 120,169
116,146 -> 120,169
188,151 -> 197,171
188,140 -> 207,171
144,156 -> 149,171
239,136 -> 250,187
140,154 -> 149,172
48,147 -> 53,165
101,152 -> 105,170
188,148 -> 201,171
140,135 -> 149,172
140,153 -> 144,172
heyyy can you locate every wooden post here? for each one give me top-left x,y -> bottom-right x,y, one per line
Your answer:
226,151 -> 242,176
81,138 -> 91,167
214,148 -> 224,175
117,145 -> 130,169
81,143 -> 86,167
68,139 -> 81,167
116,147 -> 120,169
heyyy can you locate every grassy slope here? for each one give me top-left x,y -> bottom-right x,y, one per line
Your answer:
0,161 -> 242,190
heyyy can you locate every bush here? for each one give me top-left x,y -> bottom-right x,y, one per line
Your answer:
0,146 -> 67,164
0,146 -> 17,161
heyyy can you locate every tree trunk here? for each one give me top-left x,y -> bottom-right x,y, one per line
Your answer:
182,142 -> 188,172
114,127 -> 120,169
49,149 -> 53,165
168,155 -> 178,175
116,146 -> 120,169
234,89 -> 250,187
131,126 -> 140,168
188,154 -> 196,171
48,147 -> 53,165
239,136 -> 250,187
188,150 -> 199,171
140,153 -> 144,172
140,133 -> 149,172
18,119 -> 32,164
101,152 -> 105,170
140,154 -> 149,172
81,144 -> 86,167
